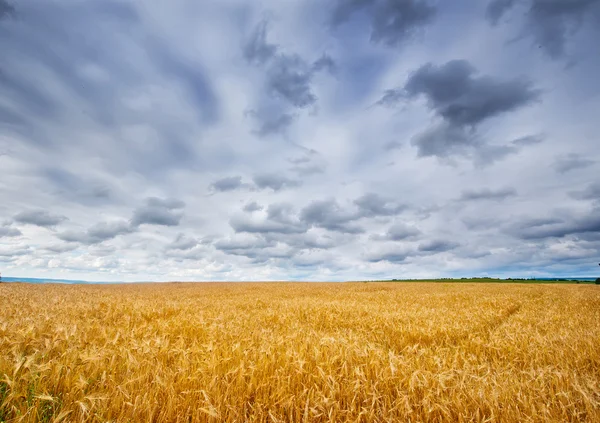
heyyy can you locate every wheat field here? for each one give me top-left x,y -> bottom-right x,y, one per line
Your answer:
1,282 -> 599,422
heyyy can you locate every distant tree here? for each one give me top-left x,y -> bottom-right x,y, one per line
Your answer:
595,278 -> 600,285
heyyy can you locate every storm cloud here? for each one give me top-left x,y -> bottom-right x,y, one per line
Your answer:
379,60 -> 541,160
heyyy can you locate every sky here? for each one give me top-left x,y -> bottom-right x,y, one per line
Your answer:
1,0 -> 599,282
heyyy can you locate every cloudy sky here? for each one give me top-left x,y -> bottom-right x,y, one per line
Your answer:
1,0 -> 599,282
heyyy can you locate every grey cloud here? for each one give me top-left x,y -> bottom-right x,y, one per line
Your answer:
243,21 -> 278,65
288,149 -> 327,176
485,0 -> 516,24
312,54 -> 337,74
216,235 -> 295,263
510,209 -> 600,239
554,154 -> 595,174
42,168 -> 116,206
267,54 -> 317,108
486,0 -> 600,58
367,250 -> 411,263
383,140 -> 403,151
411,123 -> 477,158
403,60 -> 540,127
231,203 -> 308,235
131,197 -> 185,227
215,236 -> 275,252
0,0 -> 15,19
418,239 -> 459,253
210,176 -> 244,192
461,216 -> 504,230
569,183 -> 600,201
168,233 -> 198,250
0,247 -> 30,258
383,223 -> 421,241
474,144 -> 519,166
230,215 -> 307,235
300,199 -> 364,234
146,197 -> 186,209
44,243 -> 78,253
265,232 -> 337,250
354,193 -> 406,217
253,173 -> 301,191
512,134 -> 544,146
0,225 -> 21,238
243,201 -> 263,213
244,22 -> 333,110
254,113 -> 295,137
58,220 -> 134,245
383,60 -> 540,160
459,187 -> 517,201
331,0 -> 436,47
14,210 -> 67,227
151,40 -> 220,125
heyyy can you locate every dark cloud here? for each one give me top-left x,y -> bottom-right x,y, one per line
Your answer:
510,209 -> 600,239
411,123 -> 477,158
43,244 -> 79,253
253,173 -> 301,191
459,187 -> 517,201
267,54 -> 317,108
380,60 -> 540,160
14,210 -> 67,227
244,22 -> 334,110
331,0 -> 436,47
485,0 -> 516,24
418,239 -> 459,252
243,201 -> 263,213
41,168 -> 116,206
300,199 -> 364,234
569,183 -> 600,201
0,225 -> 21,238
354,193 -> 406,217
486,0 -> 600,58
0,0 -> 15,19
131,197 -> 185,227
254,113 -> 295,137
554,154 -> 595,174
230,216 -> 306,234
367,250 -> 410,263
512,134 -> 545,146
210,176 -> 244,192
0,247 -> 30,258
312,54 -> 337,74
58,220 -> 134,245
403,60 -> 540,127
167,233 -> 198,250
385,223 -> 421,240
215,236 -> 275,253
243,21 -> 278,65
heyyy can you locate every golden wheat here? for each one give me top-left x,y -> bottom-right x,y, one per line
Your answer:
1,282 -> 599,422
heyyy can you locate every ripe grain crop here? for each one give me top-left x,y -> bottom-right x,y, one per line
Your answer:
1,282 -> 599,422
